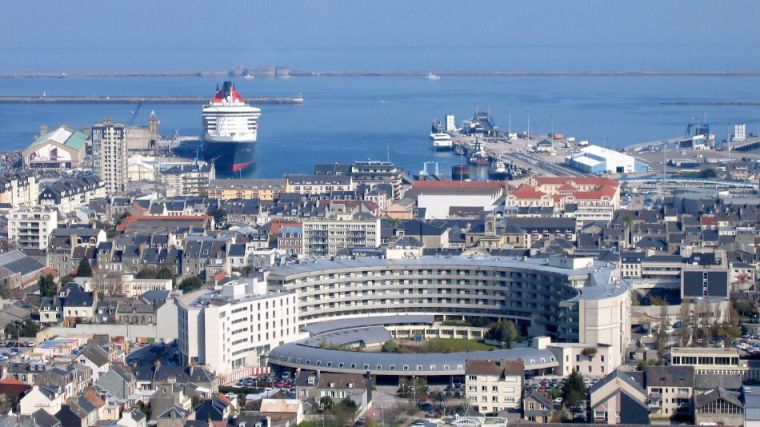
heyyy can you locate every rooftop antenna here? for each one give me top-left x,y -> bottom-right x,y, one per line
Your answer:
508,111 -> 512,134
386,144 -> 390,163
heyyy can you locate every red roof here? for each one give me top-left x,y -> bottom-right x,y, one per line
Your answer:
573,186 -> 617,199
0,377 -> 26,385
534,176 -> 619,187
510,185 -> 547,199
558,183 -> 577,191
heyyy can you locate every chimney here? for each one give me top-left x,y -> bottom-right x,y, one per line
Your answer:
39,125 -> 48,137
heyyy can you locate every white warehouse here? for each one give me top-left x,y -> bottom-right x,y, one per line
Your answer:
567,145 -> 648,174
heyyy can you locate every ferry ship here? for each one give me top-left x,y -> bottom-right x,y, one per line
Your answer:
201,81 -> 261,175
429,132 -> 453,150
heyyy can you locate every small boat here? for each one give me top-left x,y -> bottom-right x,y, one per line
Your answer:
243,74 -> 255,80
429,133 -> 453,150
488,160 -> 509,179
426,72 -> 441,80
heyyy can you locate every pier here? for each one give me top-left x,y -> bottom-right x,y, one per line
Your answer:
0,95 -> 304,105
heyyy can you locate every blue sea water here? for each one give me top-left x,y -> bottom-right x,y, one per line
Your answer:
0,71 -> 759,178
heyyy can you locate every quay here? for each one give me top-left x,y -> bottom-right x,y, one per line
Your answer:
0,95 -> 304,105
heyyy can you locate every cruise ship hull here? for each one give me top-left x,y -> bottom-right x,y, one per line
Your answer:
202,140 -> 256,178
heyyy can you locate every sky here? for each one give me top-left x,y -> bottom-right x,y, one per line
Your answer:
1,0 -> 759,72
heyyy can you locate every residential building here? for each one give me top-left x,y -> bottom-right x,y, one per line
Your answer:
19,384 -> 64,415
464,360 -> 524,414
208,178 -> 284,200
284,174 -> 354,195
91,118 -> 128,196
0,172 -> 38,208
177,276 -> 300,375
588,370 -> 649,425
8,207 -> 58,250
301,213 -> 381,257
159,162 -> 216,197
295,370 -> 372,412
645,366 -> 695,421
37,175 -> 105,214
521,391 -> 554,423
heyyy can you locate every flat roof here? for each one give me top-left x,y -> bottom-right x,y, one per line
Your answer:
270,256 -> 606,279
269,342 -> 557,376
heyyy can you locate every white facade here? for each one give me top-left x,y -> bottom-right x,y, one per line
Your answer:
177,277 -> 301,375
8,207 -> 58,250
91,121 -> 128,196
418,193 -> 502,219
301,215 -> 381,257
121,275 -> 173,297
19,385 -> 63,415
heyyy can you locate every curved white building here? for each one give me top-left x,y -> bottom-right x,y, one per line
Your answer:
267,255 -> 630,375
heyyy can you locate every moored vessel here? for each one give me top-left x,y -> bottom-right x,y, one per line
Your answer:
201,81 -> 261,176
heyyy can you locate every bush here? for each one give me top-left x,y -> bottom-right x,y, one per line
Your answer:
178,276 -> 203,293
381,340 -> 400,353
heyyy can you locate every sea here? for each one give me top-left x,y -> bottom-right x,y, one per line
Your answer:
1,44 -> 759,179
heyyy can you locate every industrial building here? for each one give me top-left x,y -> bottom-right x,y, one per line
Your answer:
567,145 -> 649,174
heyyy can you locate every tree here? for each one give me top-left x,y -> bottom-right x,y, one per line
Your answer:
698,168 -> 718,179
178,276 -> 203,293
4,320 -> 38,338
38,275 -> 57,297
381,340 -> 400,353
137,401 -> 151,419
320,396 -> 334,411
486,320 -> 520,348
155,266 -> 174,280
207,207 -> 227,226
561,371 -> 587,407
76,259 -> 92,277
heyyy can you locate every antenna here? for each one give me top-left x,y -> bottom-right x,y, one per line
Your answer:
386,144 -> 390,163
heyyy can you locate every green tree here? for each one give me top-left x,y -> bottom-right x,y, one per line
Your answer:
486,320 -> 520,348
4,320 -> 38,338
698,168 -> 718,179
38,275 -> 57,297
561,371 -> 587,407
319,396 -> 334,411
137,401 -> 151,419
381,340 -> 400,353
155,266 -> 174,280
178,276 -> 203,293
76,259 -> 92,277
207,207 -> 227,225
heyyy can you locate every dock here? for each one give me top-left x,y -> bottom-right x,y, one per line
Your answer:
0,95 -> 304,105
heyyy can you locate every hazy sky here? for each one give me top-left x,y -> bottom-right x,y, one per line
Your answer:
1,0 -> 759,71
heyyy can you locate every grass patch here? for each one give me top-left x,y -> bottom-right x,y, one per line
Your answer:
382,338 -> 497,353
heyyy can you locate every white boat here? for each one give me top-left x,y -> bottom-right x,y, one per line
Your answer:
202,81 -> 261,144
429,132 -> 453,150
426,72 -> 441,80
243,74 -> 255,80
